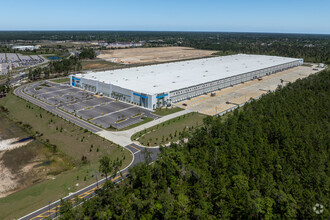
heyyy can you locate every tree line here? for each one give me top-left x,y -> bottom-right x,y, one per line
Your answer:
79,48 -> 96,60
58,69 -> 329,219
1,31 -> 328,64
183,34 -> 330,64
28,56 -> 82,80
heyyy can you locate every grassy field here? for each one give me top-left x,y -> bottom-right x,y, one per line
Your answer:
0,162 -> 105,219
108,117 -> 154,131
132,112 -> 206,146
0,116 -> 71,202
0,93 -> 132,164
153,107 -> 183,116
0,75 -> 9,84
0,92 -> 132,219
51,77 -> 70,83
81,60 -> 120,70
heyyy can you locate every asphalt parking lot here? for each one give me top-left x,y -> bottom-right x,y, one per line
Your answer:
24,81 -> 159,129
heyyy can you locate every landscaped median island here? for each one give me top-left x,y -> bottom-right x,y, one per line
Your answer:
131,112 -> 206,146
0,92 -> 132,219
107,117 -> 154,131
153,106 -> 184,116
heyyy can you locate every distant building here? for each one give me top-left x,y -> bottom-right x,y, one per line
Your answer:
98,42 -> 108,47
12,45 -> 40,51
106,42 -> 143,48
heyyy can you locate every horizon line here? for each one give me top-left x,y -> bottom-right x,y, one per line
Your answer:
0,30 -> 329,35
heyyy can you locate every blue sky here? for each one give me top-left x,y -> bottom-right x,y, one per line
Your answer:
0,0 -> 329,34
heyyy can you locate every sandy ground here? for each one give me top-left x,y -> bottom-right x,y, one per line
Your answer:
0,152 -> 18,198
0,137 -> 33,151
97,47 -> 215,64
176,65 -> 322,116
0,137 -> 34,198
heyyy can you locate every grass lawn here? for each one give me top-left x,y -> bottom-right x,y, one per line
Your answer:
153,107 -> 184,116
132,112 -> 206,146
81,60 -> 120,70
51,77 -> 70,84
0,162 -> 104,219
107,117 -> 154,131
0,93 -> 132,165
0,92 -> 132,219
0,75 -> 9,84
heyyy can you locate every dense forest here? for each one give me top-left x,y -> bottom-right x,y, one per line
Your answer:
59,69 -> 329,219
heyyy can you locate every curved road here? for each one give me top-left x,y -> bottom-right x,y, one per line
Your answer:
14,84 -> 162,220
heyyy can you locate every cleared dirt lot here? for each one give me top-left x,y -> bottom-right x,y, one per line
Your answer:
176,65 -> 321,116
97,47 -> 216,64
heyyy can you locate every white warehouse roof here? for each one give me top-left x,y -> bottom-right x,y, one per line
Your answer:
75,54 -> 300,95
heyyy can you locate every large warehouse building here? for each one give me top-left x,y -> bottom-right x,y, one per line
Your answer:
70,54 -> 303,109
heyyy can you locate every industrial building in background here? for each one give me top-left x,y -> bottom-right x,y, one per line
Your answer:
12,45 -> 40,51
70,54 -> 303,109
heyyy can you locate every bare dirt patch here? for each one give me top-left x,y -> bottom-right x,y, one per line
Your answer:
0,137 -> 33,151
97,46 -> 216,64
81,60 -> 119,70
0,116 -> 70,198
0,153 -> 18,198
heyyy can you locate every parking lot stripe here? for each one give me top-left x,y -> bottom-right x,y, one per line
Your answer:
92,105 -> 135,120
